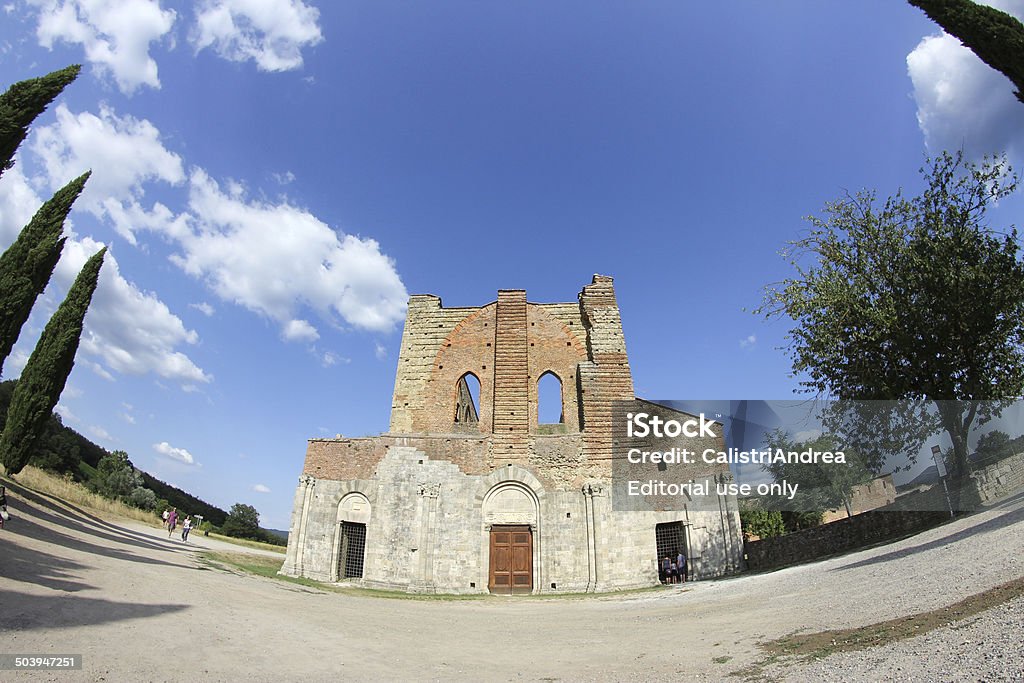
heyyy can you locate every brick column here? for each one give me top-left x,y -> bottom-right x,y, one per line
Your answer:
578,275 -> 635,470
492,289 -> 530,462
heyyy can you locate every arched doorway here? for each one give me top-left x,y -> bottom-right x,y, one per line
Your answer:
481,482 -> 539,595
335,492 -> 370,581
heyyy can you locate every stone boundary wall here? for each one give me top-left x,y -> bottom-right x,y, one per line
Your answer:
744,491 -> 951,572
971,451 -> 1024,504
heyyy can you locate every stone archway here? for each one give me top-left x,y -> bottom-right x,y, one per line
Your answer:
480,475 -> 541,594
334,492 -> 371,581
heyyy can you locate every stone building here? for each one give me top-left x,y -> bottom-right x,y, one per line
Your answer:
281,275 -> 743,594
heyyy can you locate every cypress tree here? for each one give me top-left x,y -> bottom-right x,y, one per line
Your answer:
0,64 -> 81,177
0,171 -> 90,377
0,247 -> 106,475
909,0 -> 1024,103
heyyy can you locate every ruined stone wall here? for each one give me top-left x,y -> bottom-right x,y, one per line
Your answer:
284,275 -> 745,593
971,450 -> 1024,504
822,474 -> 897,524
282,444 -> 744,591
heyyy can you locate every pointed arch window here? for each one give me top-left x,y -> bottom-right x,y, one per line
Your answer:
537,371 -> 564,424
454,372 -> 480,424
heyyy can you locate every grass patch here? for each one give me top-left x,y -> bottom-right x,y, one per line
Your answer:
732,575 -> 1024,680
713,656 -> 733,664
4,465 -> 160,526
200,551 -> 670,601
204,532 -> 286,554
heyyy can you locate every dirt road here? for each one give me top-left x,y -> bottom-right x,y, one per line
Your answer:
2,478 -> 1022,682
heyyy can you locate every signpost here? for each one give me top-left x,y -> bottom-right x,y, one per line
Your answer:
931,445 -> 954,518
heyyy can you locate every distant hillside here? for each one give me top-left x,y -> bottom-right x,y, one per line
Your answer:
0,379 -> 226,524
264,528 -> 289,541
900,465 -> 940,490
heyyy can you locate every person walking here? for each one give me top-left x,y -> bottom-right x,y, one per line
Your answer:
0,485 -> 8,529
167,508 -> 178,538
181,516 -> 192,542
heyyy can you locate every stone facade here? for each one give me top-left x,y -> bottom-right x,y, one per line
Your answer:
970,450 -> 1024,504
281,275 -> 744,593
821,474 -> 897,523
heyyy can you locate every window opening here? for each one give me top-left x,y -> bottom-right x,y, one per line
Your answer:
454,373 -> 480,423
538,371 -> 564,424
340,521 -> 367,579
655,521 -> 686,568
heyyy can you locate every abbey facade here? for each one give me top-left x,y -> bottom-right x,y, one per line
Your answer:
281,275 -> 743,594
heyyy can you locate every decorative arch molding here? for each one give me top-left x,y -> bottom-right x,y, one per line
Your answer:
336,491 -> 372,524
475,465 -> 546,594
329,480 -> 377,511
330,482 -> 375,582
474,464 -> 547,508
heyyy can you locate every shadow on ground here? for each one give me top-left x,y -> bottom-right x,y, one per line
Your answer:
833,490 -> 1024,573
0,588 -> 188,631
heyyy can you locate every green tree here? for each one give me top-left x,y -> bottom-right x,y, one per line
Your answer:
763,430 -> 872,518
29,415 -> 81,473
909,0 -> 1024,103
95,450 -> 141,500
0,172 -> 90,377
221,503 -> 260,539
973,429 -> 1016,465
127,486 -> 157,510
758,152 -> 1024,493
0,247 -> 106,475
0,65 -> 81,176
738,507 -> 786,539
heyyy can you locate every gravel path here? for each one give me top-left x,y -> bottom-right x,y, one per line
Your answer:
775,595 -> 1024,682
1,478 -> 1021,682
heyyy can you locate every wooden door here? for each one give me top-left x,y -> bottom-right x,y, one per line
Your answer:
489,525 -> 532,594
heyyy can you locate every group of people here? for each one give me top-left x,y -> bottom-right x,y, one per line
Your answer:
161,507 -> 193,541
660,550 -> 688,584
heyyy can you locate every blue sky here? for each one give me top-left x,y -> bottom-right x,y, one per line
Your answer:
2,0 -> 1023,529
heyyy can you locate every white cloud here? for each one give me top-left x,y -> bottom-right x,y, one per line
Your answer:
271,170 -> 295,185
0,163 -> 44,247
153,440 -> 195,464
252,483 -> 270,493
907,1 -> 1024,163
739,334 -> 756,349
55,238 -> 212,387
191,0 -> 322,72
190,301 -> 215,316
374,342 -> 387,360
793,429 -> 823,443
89,424 -> 114,442
4,347 -> 30,377
54,402 -> 78,423
320,350 -> 348,367
283,318 -> 318,342
29,0 -> 176,94
31,104 -> 185,244
174,169 -> 408,334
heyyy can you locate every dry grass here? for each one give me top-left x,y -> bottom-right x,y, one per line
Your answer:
732,575 -> 1024,681
2,465 -> 287,555
205,532 -> 286,554
3,464 -> 161,527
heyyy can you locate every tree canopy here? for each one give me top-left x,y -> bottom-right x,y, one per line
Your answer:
0,172 -> 89,377
909,0 -> 1024,103
221,503 -> 261,539
759,152 -> 1024,487
0,248 -> 106,475
0,65 -> 80,176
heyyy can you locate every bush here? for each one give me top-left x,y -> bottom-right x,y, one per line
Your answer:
739,508 -> 786,539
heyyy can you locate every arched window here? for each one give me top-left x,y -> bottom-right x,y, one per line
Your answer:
454,372 -> 480,423
537,371 -> 563,424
